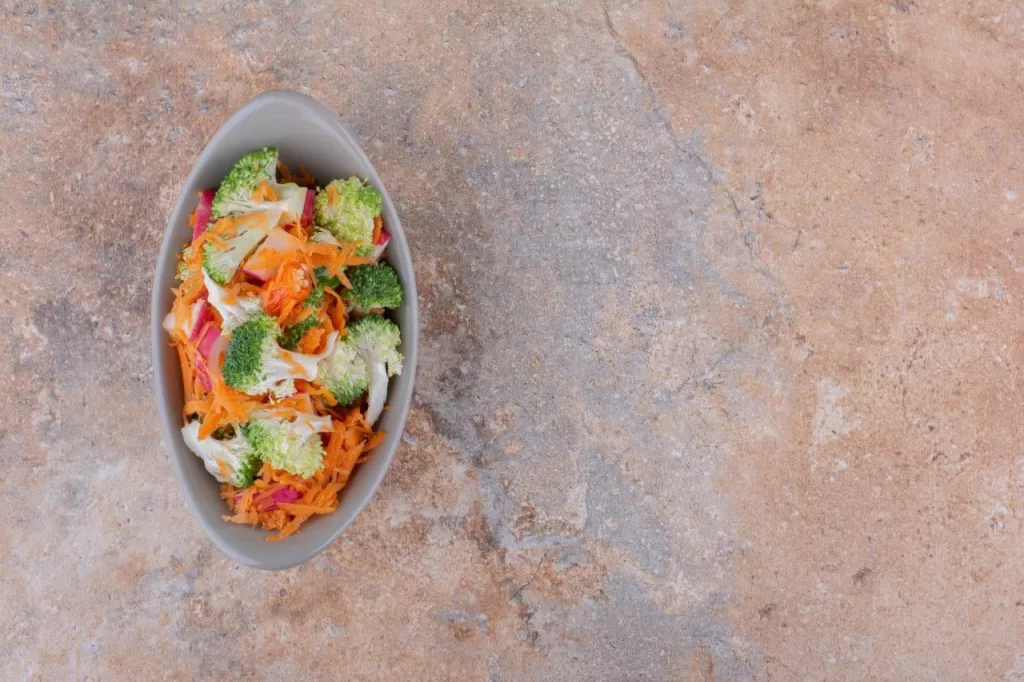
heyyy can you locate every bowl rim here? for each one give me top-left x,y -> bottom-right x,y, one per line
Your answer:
150,90 -> 418,570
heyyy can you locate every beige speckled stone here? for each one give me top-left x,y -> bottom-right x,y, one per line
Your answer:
2,1 -> 1022,679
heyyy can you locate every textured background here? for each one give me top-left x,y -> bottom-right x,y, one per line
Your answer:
3,1 -> 1024,679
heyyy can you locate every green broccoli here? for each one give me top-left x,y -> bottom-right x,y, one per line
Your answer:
211,147 -> 279,219
305,266 -> 342,311
221,312 -> 336,396
242,414 -> 333,478
203,149 -> 311,284
317,340 -> 370,406
343,263 -> 403,311
305,286 -> 325,311
280,314 -> 320,350
349,314 -> 403,425
293,268 -> 339,316
181,420 -> 262,487
314,315 -> 402,419
208,147 -> 309,268
349,314 -> 403,377
313,177 -> 382,254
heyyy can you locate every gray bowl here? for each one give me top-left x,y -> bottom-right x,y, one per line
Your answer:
150,91 -> 418,570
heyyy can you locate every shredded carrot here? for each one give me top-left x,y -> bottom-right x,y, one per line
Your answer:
276,502 -> 335,515
305,240 -> 365,281
183,396 -> 212,417
176,344 -> 195,404
276,393 -> 314,414
277,161 -> 294,184
191,216 -> 237,254
278,161 -> 317,188
199,377 -> 261,439
296,165 -> 316,187
176,269 -> 205,305
324,287 -> 347,331
364,429 -> 386,451
261,261 -> 311,322
297,325 -> 326,355
372,215 -> 382,245
296,380 -> 338,407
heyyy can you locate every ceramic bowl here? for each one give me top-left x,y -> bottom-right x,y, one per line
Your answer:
150,91 -> 418,570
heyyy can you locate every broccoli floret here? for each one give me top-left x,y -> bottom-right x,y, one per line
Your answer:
299,267 -> 341,313
317,340 -> 370,406
313,178 -> 382,252
204,179 -> 310,285
204,271 -> 263,332
349,315 -> 403,377
222,312 -> 337,396
202,226 -> 268,285
348,315 -> 403,425
211,148 -> 279,219
343,263 -> 403,311
181,420 -> 262,487
210,148 -> 309,233
314,266 -> 342,288
221,313 -> 279,393
242,414 -> 332,478
315,315 -> 401,421
280,314 -> 320,350
304,286 -> 325,311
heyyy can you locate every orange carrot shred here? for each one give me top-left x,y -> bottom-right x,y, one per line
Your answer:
372,215 -> 382,245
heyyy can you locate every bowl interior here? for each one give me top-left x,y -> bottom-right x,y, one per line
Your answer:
151,91 -> 417,570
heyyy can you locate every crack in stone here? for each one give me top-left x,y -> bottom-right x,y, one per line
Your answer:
599,3 -> 771,288
601,3 -> 650,90
598,2 -> 776,294
598,2 -> 750,230
509,550 -> 550,601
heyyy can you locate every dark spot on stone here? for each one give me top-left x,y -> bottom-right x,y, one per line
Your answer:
60,479 -> 88,511
665,21 -> 687,43
853,567 -> 873,584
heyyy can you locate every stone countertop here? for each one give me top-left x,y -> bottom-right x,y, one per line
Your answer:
3,2 -> 1023,679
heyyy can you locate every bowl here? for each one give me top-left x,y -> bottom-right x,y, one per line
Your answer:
150,91 -> 418,570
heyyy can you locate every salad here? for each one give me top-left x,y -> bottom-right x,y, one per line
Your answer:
163,147 -> 403,541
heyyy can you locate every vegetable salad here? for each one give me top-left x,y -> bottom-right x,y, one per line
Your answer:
163,148 -> 403,541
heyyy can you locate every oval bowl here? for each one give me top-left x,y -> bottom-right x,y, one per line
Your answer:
150,91 -> 418,570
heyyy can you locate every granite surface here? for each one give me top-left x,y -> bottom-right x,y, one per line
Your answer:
3,1 -> 1023,679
